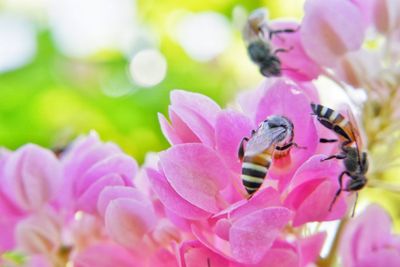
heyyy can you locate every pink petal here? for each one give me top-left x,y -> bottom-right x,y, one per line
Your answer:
256,248 -> 299,267
97,186 -> 147,217
169,108 -> 201,143
148,248 -> 178,267
215,218 -> 231,241
191,225 -> 235,261
182,242 -> 231,267
16,209 -> 61,254
170,105 -> 215,146
301,0 -> 366,67
59,135 -> 122,209
214,110 -> 254,172
290,180 -> 347,226
298,82 -> 320,104
75,154 -> 137,197
74,244 -> 139,267
146,168 -> 211,219
3,144 -> 62,211
371,0 -> 400,34
230,207 -> 292,264
298,232 -> 326,266
170,89 -> 221,125
269,20 -> 322,81
355,249 -> 400,267
229,187 -> 281,220
160,144 -> 231,213
236,79 -> 273,122
25,255 -> 52,267
158,112 -> 183,145
286,154 -> 342,192
105,197 -> 156,248
0,191 -> 25,252
340,204 -> 393,267
77,174 -> 126,214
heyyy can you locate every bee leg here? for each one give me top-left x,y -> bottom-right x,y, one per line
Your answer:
207,258 -> 211,267
238,137 -> 249,161
321,154 -> 346,162
329,171 -> 350,211
320,138 -> 338,143
273,47 -> 294,56
275,143 -> 293,151
269,27 -> 299,40
292,142 -> 307,150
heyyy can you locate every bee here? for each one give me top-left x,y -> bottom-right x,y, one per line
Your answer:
243,9 -> 297,77
311,103 -> 368,216
238,115 -> 298,196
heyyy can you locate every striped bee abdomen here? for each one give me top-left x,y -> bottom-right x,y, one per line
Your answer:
241,154 -> 271,195
311,103 -> 352,141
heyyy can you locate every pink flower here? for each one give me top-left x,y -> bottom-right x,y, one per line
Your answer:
147,81 -> 329,264
300,0 -> 366,67
58,131 -> 138,215
340,204 -> 400,267
268,20 -> 322,81
1,144 -> 62,212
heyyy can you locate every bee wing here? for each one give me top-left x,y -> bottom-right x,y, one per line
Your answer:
243,8 -> 268,43
244,126 -> 286,156
345,108 -> 363,148
346,109 -> 364,164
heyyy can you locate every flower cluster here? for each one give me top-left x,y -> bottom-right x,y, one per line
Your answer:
1,0 -> 400,266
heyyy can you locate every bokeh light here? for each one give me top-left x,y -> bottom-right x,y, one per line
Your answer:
0,14 -> 36,73
175,12 -> 232,62
129,49 -> 167,87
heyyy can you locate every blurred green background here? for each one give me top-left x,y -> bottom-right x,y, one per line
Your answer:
0,0 -> 304,162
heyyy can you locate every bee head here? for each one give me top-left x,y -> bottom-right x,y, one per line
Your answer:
260,59 -> 281,77
347,174 -> 367,191
248,41 -> 271,62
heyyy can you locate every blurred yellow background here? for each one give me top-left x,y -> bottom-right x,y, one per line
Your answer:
0,0 -> 304,162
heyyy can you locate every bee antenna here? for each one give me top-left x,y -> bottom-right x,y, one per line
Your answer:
351,192 -> 358,217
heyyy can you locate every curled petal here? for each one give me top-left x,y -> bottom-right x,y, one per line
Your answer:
97,186 -> 147,217
146,168 -> 211,219
3,144 -> 62,211
158,113 -> 184,145
169,105 -> 215,146
160,144 -> 231,213
170,89 -> 221,125
77,174 -> 126,214
301,0 -> 366,67
105,197 -> 157,248
75,154 -> 137,197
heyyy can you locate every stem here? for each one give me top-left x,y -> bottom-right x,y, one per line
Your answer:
318,219 -> 348,267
